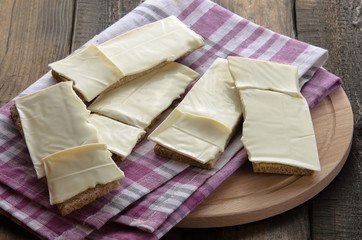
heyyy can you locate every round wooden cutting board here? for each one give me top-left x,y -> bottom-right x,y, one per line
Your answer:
179,87 -> 353,228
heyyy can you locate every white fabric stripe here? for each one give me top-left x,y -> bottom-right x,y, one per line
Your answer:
12,209 -> 28,222
194,55 -> 221,73
135,5 -> 166,20
183,15 -> 241,66
150,0 -> 193,13
243,29 -> 275,57
181,48 -> 205,71
124,182 -> 149,199
108,182 -> 150,210
292,45 -> 328,87
156,204 -> 191,238
0,120 -> 19,139
132,141 -> 155,156
27,219 -> 44,231
138,2 -> 183,18
257,34 -> 289,60
99,202 -> 120,215
186,15 -> 241,72
293,45 -> 328,78
0,198 -> 59,239
181,0 -> 215,26
224,21 -> 259,51
206,14 -> 242,42
153,160 -> 188,179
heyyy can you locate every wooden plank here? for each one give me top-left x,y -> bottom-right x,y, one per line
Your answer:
0,0 -> 74,106
72,0 -> 141,50
0,0 -> 74,239
213,0 -> 296,37
163,204 -> 310,240
296,0 -> 362,239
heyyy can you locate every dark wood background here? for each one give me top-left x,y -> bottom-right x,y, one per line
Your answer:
0,0 -> 360,239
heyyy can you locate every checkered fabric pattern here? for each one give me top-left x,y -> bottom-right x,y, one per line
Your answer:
0,0 -> 342,239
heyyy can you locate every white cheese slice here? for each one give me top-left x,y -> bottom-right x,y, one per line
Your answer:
148,58 -> 242,164
49,44 -> 124,102
15,82 -> 99,178
88,62 -> 199,129
228,56 -> 300,96
239,89 -> 320,171
43,143 -> 124,205
98,15 -> 205,76
88,114 -> 145,159
228,57 -> 320,172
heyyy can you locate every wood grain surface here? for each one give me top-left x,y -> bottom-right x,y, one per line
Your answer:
296,1 -> 362,238
0,0 -> 360,239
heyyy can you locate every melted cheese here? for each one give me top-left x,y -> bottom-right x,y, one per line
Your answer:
148,58 -> 242,164
88,114 -> 145,159
98,15 -> 205,76
88,62 -> 199,129
43,143 -> 124,205
15,82 -> 99,178
49,44 -> 124,102
228,57 -> 320,171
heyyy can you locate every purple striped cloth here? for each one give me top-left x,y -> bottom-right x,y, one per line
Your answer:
0,0 -> 342,239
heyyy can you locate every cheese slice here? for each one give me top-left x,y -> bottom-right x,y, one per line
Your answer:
49,44 -> 124,102
49,16 -> 203,102
148,58 -> 242,164
98,15 -> 205,76
15,82 -> 99,178
88,62 -> 199,129
228,57 -> 320,172
239,89 -> 320,171
43,143 -> 124,205
228,56 -> 300,96
88,114 -> 145,159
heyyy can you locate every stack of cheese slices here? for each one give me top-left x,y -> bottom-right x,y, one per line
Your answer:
10,15 -> 320,216
10,16 -> 204,215
149,57 -> 320,173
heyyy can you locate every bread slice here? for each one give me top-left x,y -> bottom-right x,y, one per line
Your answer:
154,144 -> 220,169
9,103 -> 24,138
252,162 -> 314,175
50,61 -> 169,103
10,104 -> 124,215
228,57 -> 321,175
43,144 -> 124,216
149,58 -> 243,169
50,16 -> 205,103
88,113 -> 146,161
57,180 -> 119,216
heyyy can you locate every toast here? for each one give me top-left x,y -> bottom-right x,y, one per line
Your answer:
57,180 -> 120,216
50,16 -> 205,102
149,58 -> 243,169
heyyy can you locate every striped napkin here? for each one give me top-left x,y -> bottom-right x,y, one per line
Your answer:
0,0 -> 342,239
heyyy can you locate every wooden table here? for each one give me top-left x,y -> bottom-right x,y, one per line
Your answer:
0,0 -> 360,239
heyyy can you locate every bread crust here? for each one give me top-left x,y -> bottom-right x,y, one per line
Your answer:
57,180 -> 120,216
154,144 -> 220,169
10,103 -> 24,137
252,162 -> 314,175
153,111 -> 242,169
